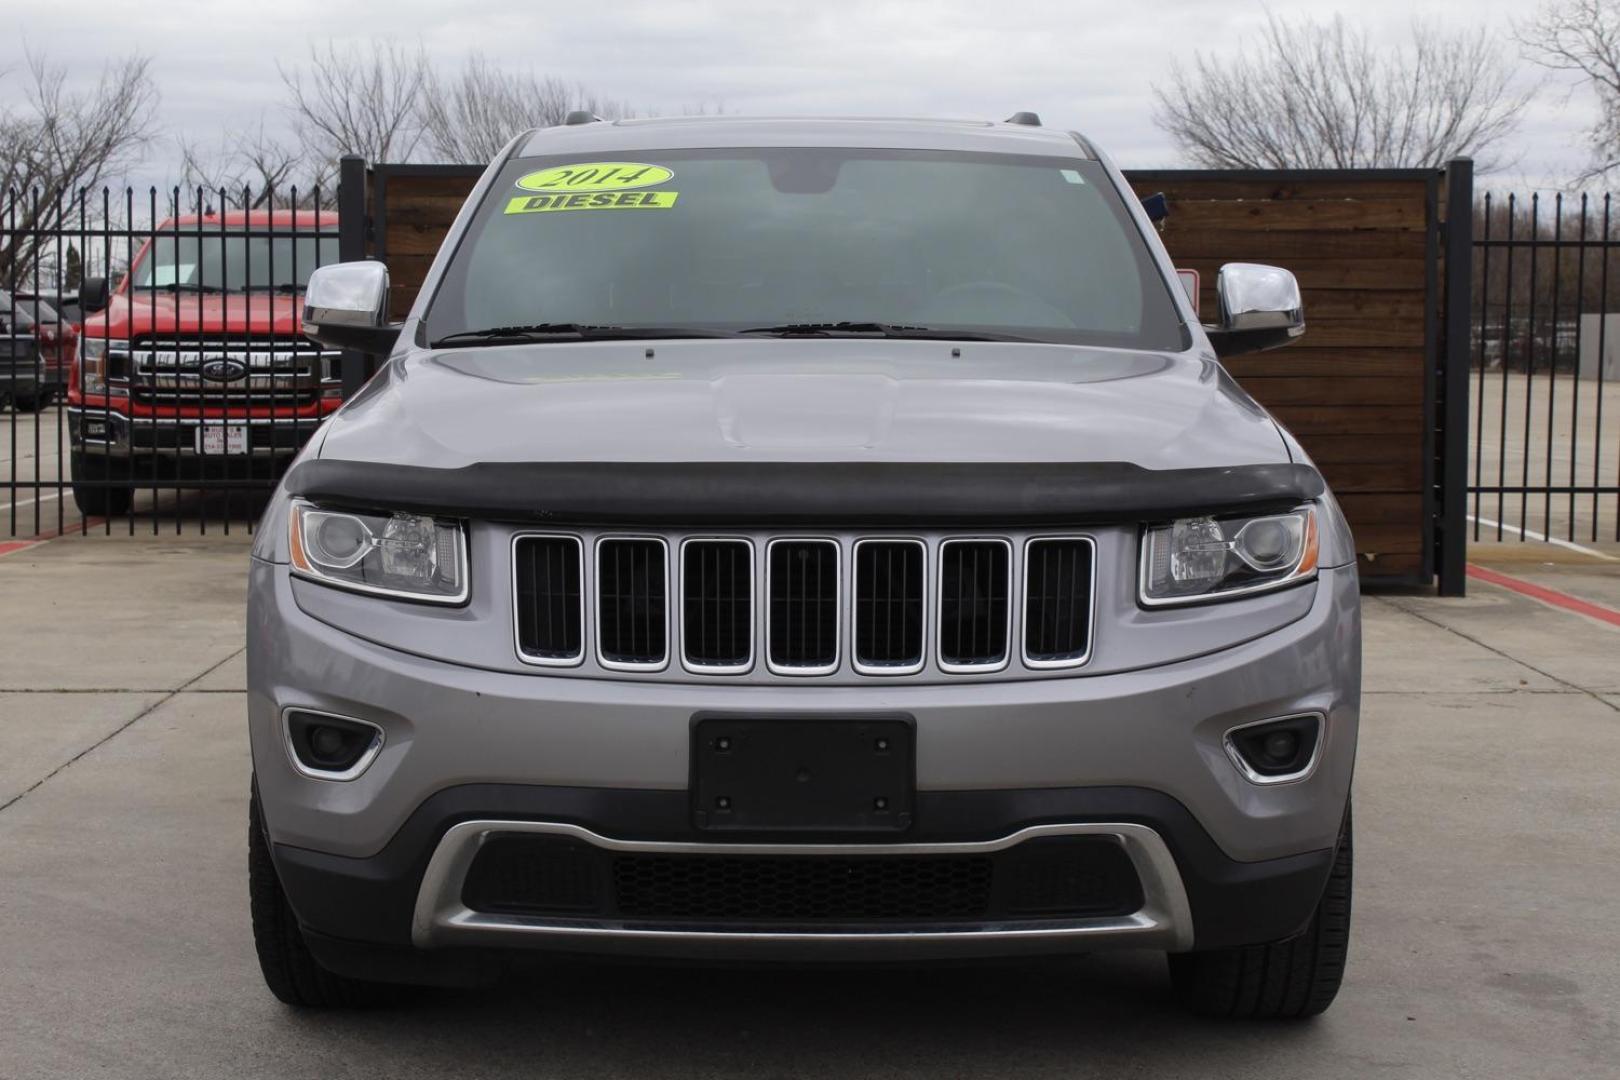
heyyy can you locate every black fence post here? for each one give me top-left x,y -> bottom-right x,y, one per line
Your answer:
337,154 -> 368,399
1438,159 -> 1474,596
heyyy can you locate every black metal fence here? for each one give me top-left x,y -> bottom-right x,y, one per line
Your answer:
2,184 -> 343,539
1470,191 -> 1620,545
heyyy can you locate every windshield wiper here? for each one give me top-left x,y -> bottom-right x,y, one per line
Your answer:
431,323 -> 740,347
739,321 -> 1036,342
234,283 -> 304,294
145,282 -> 227,294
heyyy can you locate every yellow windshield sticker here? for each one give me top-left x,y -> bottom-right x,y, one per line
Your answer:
515,162 -> 674,193
504,191 -> 679,214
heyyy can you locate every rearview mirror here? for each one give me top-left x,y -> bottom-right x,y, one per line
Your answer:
1206,263 -> 1304,358
303,261 -> 400,355
79,277 -> 109,314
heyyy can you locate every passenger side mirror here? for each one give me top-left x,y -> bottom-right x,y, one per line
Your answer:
302,261 -> 400,355
79,277 -> 109,315
1206,263 -> 1304,358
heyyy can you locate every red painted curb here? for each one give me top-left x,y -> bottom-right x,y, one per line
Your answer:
1468,564 -> 1620,629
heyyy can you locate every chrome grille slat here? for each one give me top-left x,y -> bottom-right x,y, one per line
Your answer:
853,539 -> 925,674
767,539 -> 839,674
596,538 -> 669,670
937,539 -> 1012,671
681,539 -> 753,673
512,535 -> 584,665
1023,538 -> 1096,667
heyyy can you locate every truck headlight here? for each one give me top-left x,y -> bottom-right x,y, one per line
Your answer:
289,500 -> 468,603
79,338 -> 129,394
1140,506 -> 1318,606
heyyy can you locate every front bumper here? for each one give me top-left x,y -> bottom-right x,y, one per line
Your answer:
68,406 -> 322,461
249,559 -> 1358,967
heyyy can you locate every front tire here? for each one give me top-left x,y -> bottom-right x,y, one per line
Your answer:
70,452 -> 133,517
1167,805 -> 1353,1019
249,785 -> 397,1008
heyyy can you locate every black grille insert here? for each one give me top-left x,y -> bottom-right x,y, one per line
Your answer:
853,540 -> 925,670
460,834 -> 1144,924
514,536 -> 584,662
1023,538 -> 1095,664
768,540 -> 839,671
682,540 -> 753,670
938,540 -> 1011,668
597,538 -> 668,667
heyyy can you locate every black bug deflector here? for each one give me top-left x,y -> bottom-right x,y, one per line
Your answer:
283,459 -> 1325,527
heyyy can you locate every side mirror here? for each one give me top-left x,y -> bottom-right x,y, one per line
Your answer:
79,277 -> 110,314
303,261 -> 400,355
1206,263 -> 1304,358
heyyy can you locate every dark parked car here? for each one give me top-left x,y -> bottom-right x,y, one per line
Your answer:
2,289 -> 77,411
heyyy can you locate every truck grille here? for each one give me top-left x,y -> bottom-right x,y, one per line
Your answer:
127,336 -> 336,408
509,531 -> 1096,678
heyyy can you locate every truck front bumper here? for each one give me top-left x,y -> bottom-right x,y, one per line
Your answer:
68,406 -> 322,461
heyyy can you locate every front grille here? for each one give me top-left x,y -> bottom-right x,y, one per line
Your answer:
938,539 -> 1011,669
1023,538 -> 1095,665
460,833 -> 1143,924
514,536 -> 584,663
682,540 -> 753,671
853,540 -> 925,672
597,538 -> 668,668
767,540 -> 839,672
128,337 -> 334,408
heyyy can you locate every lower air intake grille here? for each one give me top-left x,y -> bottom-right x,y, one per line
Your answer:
853,540 -> 925,671
459,834 -> 1144,924
682,540 -> 753,670
938,539 -> 1011,668
597,538 -> 668,668
513,536 -> 584,662
1023,538 -> 1095,665
768,539 -> 839,672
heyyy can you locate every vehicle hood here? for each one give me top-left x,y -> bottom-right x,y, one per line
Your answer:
317,339 -> 1287,470
83,292 -> 302,338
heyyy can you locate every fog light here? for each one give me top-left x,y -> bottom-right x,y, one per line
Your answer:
1225,714 -> 1322,784
284,710 -> 383,780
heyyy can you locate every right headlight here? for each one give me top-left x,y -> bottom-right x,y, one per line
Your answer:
1140,506 -> 1318,606
288,500 -> 468,604
78,337 -> 129,394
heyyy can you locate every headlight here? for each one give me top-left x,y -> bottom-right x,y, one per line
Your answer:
79,338 -> 128,394
288,500 -> 468,603
1140,506 -> 1318,606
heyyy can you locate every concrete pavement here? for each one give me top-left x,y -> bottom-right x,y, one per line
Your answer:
1,536 -> 1617,1079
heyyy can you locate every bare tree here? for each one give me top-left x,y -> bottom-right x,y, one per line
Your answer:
420,54 -> 629,163
176,122 -> 331,212
1153,14 -> 1530,170
279,39 -> 428,170
0,50 -> 159,286
1518,1 -> 1620,177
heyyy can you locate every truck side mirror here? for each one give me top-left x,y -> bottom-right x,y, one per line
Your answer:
79,277 -> 110,314
303,261 -> 400,355
1206,263 -> 1304,358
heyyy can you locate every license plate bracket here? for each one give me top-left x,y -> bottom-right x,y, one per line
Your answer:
196,425 -> 249,455
691,715 -> 915,834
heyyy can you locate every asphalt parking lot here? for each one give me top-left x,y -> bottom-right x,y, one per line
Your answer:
1,536 -> 1618,1079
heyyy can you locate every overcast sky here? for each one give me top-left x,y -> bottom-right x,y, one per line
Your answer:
0,0 -> 1600,190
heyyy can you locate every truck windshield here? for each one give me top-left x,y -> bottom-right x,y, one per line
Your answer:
427,148 -> 1187,350
131,232 -> 339,292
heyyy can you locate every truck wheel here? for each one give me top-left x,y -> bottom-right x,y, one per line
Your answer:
69,453 -> 133,517
1167,804 -> 1352,1019
249,785 -> 398,1008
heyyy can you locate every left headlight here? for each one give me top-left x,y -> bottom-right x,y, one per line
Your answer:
1140,506 -> 1318,606
288,500 -> 468,603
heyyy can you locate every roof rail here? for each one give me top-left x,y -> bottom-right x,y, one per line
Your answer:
564,110 -> 604,126
1005,111 -> 1042,127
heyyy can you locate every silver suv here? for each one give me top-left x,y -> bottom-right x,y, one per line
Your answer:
247,115 -> 1359,1019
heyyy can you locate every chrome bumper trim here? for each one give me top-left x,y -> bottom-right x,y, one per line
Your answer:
411,820 -> 1195,952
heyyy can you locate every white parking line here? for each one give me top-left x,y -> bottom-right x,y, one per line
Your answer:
1467,513 -> 1619,562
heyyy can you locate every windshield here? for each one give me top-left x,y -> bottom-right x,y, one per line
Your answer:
130,232 -> 339,292
427,148 -> 1186,350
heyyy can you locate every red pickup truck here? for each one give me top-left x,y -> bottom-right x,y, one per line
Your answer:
68,209 -> 345,515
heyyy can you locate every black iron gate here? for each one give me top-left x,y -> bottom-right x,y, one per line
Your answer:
1469,186 -> 1620,546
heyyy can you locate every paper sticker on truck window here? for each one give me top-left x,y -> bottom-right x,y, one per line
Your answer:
515,162 -> 674,193
504,191 -> 679,215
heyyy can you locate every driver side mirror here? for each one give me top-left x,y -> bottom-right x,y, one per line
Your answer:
1206,263 -> 1304,358
302,261 -> 401,355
